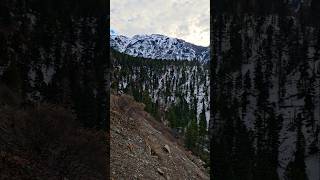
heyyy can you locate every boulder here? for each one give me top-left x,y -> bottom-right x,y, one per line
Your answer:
157,168 -> 165,176
163,144 -> 171,154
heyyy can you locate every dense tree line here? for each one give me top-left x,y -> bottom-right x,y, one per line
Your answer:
0,0 -> 108,130
111,49 -> 210,164
211,1 -> 320,179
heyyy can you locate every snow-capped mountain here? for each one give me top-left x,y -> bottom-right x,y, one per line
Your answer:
110,31 -> 209,62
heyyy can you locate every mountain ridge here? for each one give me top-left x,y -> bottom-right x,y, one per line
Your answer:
110,30 -> 209,62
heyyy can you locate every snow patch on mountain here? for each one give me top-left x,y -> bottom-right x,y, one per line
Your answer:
110,30 -> 209,62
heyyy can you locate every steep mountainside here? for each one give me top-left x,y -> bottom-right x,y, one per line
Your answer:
110,94 -> 209,179
0,0 -> 108,130
110,31 -> 209,62
111,48 -> 210,167
0,1 -> 108,178
0,85 -> 107,179
111,50 -> 210,124
211,1 -> 320,180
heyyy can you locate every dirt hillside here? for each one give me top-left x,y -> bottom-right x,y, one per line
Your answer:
110,94 -> 209,180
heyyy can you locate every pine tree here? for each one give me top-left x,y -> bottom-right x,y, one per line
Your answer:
232,116 -> 254,180
199,101 -> 207,136
244,70 -> 252,90
142,90 -> 153,114
229,16 -> 243,71
230,98 -> 254,180
199,101 -> 207,150
154,99 -> 161,121
255,58 -> 269,109
285,114 -> 308,180
242,70 -> 252,116
185,118 -> 199,152
167,106 -> 178,128
266,109 -> 281,180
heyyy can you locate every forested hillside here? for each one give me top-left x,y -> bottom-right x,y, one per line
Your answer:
0,0 -> 108,130
0,0 -> 108,179
211,0 -> 320,179
111,49 -> 210,163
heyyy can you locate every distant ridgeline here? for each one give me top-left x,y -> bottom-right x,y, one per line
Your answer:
211,0 -> 320,180
111,49 -> 210,161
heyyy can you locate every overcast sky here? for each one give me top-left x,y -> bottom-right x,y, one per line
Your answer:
110,0 -> 210,46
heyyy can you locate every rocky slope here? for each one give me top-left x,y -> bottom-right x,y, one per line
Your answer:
110,30 -> 209,62
110,94 -> 209,180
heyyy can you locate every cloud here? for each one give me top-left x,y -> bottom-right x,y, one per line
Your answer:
110,0 -> 210,46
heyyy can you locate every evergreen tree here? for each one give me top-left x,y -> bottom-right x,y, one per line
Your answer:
231,98 -> 254,180
185,118 -> 199,152
242,70 -> 252,116
199,101 -> 207,137
199,101 -> 207,149
142,90 -> 153,114
285,114 -> 308,180
244,70 -> 252,90
232,116 -> 254,180
229,16 -> 243,71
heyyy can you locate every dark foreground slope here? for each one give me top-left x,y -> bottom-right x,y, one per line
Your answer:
0,103 -> 107,179
110,94 -> 209,179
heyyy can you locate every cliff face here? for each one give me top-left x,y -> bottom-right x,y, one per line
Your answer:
110,94 -> 209,179
211,2 -> 320,179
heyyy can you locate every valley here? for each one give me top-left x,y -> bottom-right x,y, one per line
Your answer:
110,33 -> 211,169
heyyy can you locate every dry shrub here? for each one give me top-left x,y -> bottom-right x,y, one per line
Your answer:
112,94 -> 145,113
0,104 -> 108,180
111,94 -> 147,132
115,94 -> 133,112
